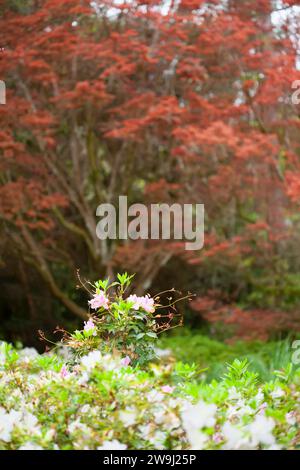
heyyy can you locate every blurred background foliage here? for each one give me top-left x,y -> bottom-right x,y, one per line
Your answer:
159,330 -> 297,382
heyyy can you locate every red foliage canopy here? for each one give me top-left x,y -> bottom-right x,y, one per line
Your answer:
1,0 -> 300,336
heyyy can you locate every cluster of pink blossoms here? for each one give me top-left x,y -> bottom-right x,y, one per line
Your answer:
127,294 -> 155,314
60,365 -> 70,379
121,356 -> 131,366
88,291 -> 109,310
83,319 -> 97,335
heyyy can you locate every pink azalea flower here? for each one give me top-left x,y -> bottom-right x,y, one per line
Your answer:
60,366 -> 69,379
88,291 -> 109,310
121,356 -> 131,367
127,294 -> 138,309
212,432 -> 223,444
140,295 -> 155,314
127,294 -> 155,314
161,385 -> 174,394
258,402 -> 268,414
83,319 -> 97,336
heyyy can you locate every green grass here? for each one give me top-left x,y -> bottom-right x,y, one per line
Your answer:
159,330 -> 296,382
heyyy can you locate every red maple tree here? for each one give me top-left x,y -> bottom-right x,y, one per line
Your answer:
1,0 -> 300,339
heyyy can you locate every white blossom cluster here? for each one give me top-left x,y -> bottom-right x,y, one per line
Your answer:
0,342 -> 299,450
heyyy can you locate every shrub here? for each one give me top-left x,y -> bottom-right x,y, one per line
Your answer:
0,342 -> 300,450
61,273 -> 183,365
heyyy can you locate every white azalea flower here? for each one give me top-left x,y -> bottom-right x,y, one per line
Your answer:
254,389 -> 264,403
154,407 -> 168,425
150,430 -> 167,449
44,429 -> 55,441
81,350 -> 102,371
184,427 -> 208,450
222,422 -> 253,450
227,386 -> 241,400
0,407 -> 24,442
0,408 -> 13,442
181,401 -> 217,449
19,442 -> 43,450
9,409 -> 22,426
270,388 -> 285,399
236,399 -> 253,415
182,401 -> 217,429
68,419 -> 89,435
146,390 -> 164,402
286,411 -> 296,426
97,440 -> 127,450
77,371 -> 89,385
248,414 -> 276,446
119,408 -> 137,426
139,423 -> 152,440
80,404 -> 91,414
227,399 -> 253,419
0,342 -> 7,364
22,412 -> 40,433
18,348 -> 39,361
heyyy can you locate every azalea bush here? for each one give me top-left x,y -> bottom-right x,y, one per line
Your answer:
0,342 -> 300,450
63,273 -> 183,365
0,275 -> 299,450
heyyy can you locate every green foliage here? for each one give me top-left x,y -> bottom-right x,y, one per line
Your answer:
223,359 -> 259,390
159,330 -> 298,382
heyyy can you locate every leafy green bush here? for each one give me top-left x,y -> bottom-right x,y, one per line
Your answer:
66,273 -> 181,365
